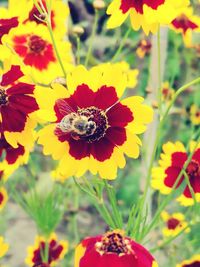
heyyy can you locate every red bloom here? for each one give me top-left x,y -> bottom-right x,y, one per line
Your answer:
0,65 -> 38,133
75,230 -> 157,267
120,0 -> 165,14
0,17 -> 18,44
172,15 -> 198,33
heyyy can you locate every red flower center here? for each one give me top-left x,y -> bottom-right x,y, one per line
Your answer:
57,106 -> 108,143
120,0 -> 165,14
195,111 -> 200,118
186,159 -> 200,180
28,35 -> 46,54
95,231 -> 133,255
183,262 -> 200,267
0,192 -> 4,205
172,14 -> 198,33
0,88 -> 8,105
167,218 -> 181,230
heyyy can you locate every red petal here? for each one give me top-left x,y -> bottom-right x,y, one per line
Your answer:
106,127 -> 127,146
1,65 -> 24,86
68,139 -> 90,160
107,103 -> 133,127
6,144 -> 25,164
164,166 -> 184,188
94,86 -> 119,110
6,82 -> 35,95
9,95 -> 39,114
171,152 -> 187,168
90,137 -> 115,162
72,84 -> 95,108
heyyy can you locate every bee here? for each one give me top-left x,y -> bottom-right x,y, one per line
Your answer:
55,99 -> 96,140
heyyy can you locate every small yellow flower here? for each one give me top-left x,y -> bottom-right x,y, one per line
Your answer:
0,236 -> 9,258
161,211 -> 190,237
190,104 -> 200,125
176,254 -> 200,267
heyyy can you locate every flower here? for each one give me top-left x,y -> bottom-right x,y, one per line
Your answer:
136,39 -> 152,59
0,187 -> 8,211
176,255 -> 200,267
161,81 -> 174,102
0,134 -> 32,182
152,141 -> 200,206
161,211 -> 190,237
190,104 -> 200,125
0,64 -> 38,148
75,230 -> 158,267
37,64 -> 153,180
0,16 -> 18,44
171,6 -> 200,47
2,23 -> 73,84
25,233 -> 68,266
0,236 -> 9,258
106,0 -> 189,34
8,0 -> 69,38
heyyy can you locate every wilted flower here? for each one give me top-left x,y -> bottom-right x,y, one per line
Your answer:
106,0 -> 190,34
75,230 -> 158,267
161,82 -> 174,102
161,211 -> 190,237
152,141 -> 200,206
25,233 -> 68,266
136,39 -> 151,59
37,64 -> 153,180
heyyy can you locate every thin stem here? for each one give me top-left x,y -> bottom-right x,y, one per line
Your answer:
111,28 -> 132,62
157,27 -> 162,114
76,36 -> 81,64
85,11 -> 98,67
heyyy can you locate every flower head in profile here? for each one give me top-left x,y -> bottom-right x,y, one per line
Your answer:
8,0 -> 69,38
37,64 -> 153,180
171,6 -> 200,47
161,211 -> 190,237
25,233 -> 68,266
75,230 -> 158,267
152,141 -> 200,206
0,187 -> 8,211
161,82 -> 174,102
0,64 -> 38,148
136,39 -> 152,59
190,104 -> 200,126
176,255 -> 200,267
2,23 -> 73,84
107,0 -> 189,34
0,236 -> 9,258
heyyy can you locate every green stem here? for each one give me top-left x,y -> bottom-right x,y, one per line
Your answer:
76,36 -> 81,65
85,11 -> 98,67
157,27 -> 162,114
111,28 -> 132,62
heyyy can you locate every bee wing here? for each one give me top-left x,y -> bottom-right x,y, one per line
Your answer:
54,124 -> 71,136
55,99 -> 75,116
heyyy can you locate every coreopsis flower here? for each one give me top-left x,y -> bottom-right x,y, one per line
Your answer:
161,82 -> 174,102
171,7 -> 200,47
0,134 -> 32,181
37,64 -> 153,180
75,230 -> 158,267
0,187 -> 8,211
0,64 -> 38,148
0,236 -> 9,258
136,39 -> 151,59
152,141 -> 200,206
176,255 -> 200,267
25,233 -> 68,266
106,0 -> 189,34
161,211 -> 190,237
190,104 -> 200,125
2,23 -> 73,84
8,0 -> 69,38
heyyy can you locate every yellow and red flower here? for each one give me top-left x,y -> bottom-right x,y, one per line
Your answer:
8,0 -> 69,38
136,39 -> 152,59
0,236 -> 9,258
161,211 -> 190,237
25,233 -> 68,267
2,23 -> 73,84
176,255 -> 200,267
107,0 -> 189,34
0,16 -> 18,44
0,64 -> 38,148
190,104 -> 200,125
37,64 -> 153,180
152,141 -> 200,206
75,230 -> 158,267
161,81 -> 174,102
171,7 -> 200,47
0,187 -> 8,211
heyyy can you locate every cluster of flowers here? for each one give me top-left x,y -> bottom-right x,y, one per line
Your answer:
0,0 -> 199,266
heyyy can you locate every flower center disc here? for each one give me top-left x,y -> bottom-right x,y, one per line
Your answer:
28,35 -> 46,53
186,159 -> 200,179
167,218 -> 180,230
95,231 -> 132,255
0,88 -> 8,105
73,107 -> 108,143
